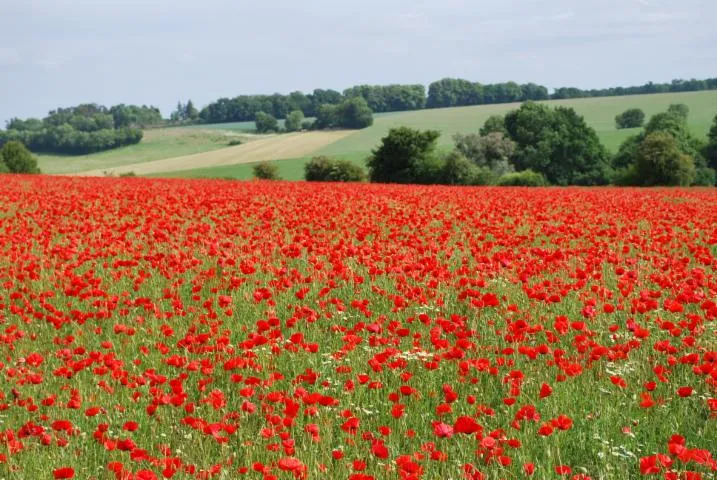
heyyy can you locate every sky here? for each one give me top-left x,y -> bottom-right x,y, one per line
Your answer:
0,0 -> 715,123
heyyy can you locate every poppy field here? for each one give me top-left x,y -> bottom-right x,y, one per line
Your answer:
0,176 -> 715,480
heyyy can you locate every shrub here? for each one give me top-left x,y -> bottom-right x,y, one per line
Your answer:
634,132 -> 695,186
227,139 -> 243,146
438,151 -> 486,185
304,156 -> 366,182
301,120 -> 315,131
453,132 -> 515,176
0,161 -> 9,174
667,103 -> 689,120
255,112 -> 279,134
693,167 -> 716,186
119,171 -> 137,177
252,162 -> 281,180
479,115 -> 507,136
367,127 -> 441,184
496,170 -> 549,186
615,108 -> 645,129
284,110 -> 305,132
0,141 -> 40,173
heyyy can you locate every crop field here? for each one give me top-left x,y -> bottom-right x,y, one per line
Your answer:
152,90 -> 717,180
0,176 -> 715,480
77,131 -> 353,177
36,128 -> 252,175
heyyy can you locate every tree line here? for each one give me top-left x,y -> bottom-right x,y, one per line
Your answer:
0,103 -> 161,155
255,105 -> 717,187
199,76 -> 717,124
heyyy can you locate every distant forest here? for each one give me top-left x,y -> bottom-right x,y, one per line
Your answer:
197,77 -> 717,124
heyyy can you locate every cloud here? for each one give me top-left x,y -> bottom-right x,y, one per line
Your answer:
0,47 -> 21,67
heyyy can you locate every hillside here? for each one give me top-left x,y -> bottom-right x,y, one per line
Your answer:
40,90 -> 717,178
156,90 -> 717,180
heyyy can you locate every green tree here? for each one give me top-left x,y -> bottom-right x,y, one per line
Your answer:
705,114 -> 717,171
667,103 -> 690,120
1,141 -> 40,173
438,150 -> 485,185
284,110 -> 305,132
634,132 -> 695,186
185,100 -> 199,121
253,162 -> 281,180
254,112 -> 279,133
453,132 -> 515,176
615,108 -> 645,129
338,97 -> 373,129
367,127 -> 441,184
504,102 -> 611,185
479,115 -> 507,136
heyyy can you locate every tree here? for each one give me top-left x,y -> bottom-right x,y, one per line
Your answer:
704,114 -> 717,171
634,132 -> 695,186
284,110 -> 305,132
504,102 -> 611,185
313,98 -> 374,130
255,112 -> 279,133
367,127 -> 441,184
479,115 -> 507,136
438,151 -> 484,185
615,108 -> 645,129
253,162 -> 280,180
185,100 -> 199,121
338,97 -> 374,129
454,132 -> 515,176
667,103 -> 689,120
1,141 -> 40,173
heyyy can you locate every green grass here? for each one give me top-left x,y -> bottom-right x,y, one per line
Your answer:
37,128 -> 243,174
152,152 -> 370,181
40,91 -> 717,177
317,90 -> 717,157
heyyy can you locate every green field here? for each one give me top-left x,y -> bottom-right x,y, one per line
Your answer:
154,91 -> 717,180
42,91 -> 717,177
37,128 -> 247,174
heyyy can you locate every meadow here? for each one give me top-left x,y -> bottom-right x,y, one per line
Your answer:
37,91 -> 717,179
0,176 -> 715,480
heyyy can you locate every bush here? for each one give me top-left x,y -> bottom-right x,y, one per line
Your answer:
693,167 -> 716,186
615,108 -> 645,129
284,110 -> 305,132
0,160 -> 9,174
301,120 -> 314,131
496,170 -> 549,186
634,132 -> 695,186
304,156 -> 366,182
253,162 -> 281,180
119,171 -> 137,177
438,151 -> 486,185
453,132 -> 515,176
254,112 -> 279,133
667,103 -> 689,120
0,141 -> 40,173
227,139 -> 243,146
367,127 -> 441,184
479,115 -> 507,136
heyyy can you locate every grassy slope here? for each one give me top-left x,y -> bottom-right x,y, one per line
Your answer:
158,91 -> 717,180
318,90 -> 717,156
37,128 -> 242,174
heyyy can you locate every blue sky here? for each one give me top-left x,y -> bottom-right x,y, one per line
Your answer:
0,0 -> 714,123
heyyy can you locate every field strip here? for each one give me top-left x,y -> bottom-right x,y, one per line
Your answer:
73,130 -> 355,176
